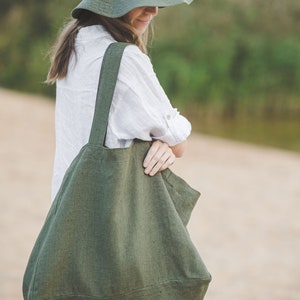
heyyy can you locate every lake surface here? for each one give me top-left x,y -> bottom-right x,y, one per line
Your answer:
190,118 -> 300,153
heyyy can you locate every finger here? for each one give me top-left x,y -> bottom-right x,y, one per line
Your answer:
148,154 -> 168,175
143,140 -> 161,167
143,141 -> 167,168
144,144 -> 170,175
147,149 -> 174,176
158,155 -> 176,172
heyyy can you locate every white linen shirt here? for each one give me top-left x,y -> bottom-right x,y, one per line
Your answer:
51,25 -> 191,200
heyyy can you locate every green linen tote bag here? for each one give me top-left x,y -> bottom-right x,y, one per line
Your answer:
23,42 -> 211,300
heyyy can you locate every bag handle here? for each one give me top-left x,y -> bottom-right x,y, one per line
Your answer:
88,42 -> 129,147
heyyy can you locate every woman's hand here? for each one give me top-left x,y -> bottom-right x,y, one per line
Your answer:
143,140 -> 176,176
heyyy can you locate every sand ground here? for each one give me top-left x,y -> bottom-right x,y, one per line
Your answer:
1,88 -> 300,300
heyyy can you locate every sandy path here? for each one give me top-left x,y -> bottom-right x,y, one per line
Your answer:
1,88 -> 300,300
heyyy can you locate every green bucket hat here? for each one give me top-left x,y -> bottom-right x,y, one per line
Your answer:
72,0 -> 193,19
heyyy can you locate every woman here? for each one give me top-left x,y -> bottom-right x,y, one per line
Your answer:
47,0 -> 193,201
23,1 -> 211,298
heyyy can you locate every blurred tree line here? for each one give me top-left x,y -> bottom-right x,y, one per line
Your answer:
0,0 -> 77,94
153,0 -> 300,120
1,0 -> 300,121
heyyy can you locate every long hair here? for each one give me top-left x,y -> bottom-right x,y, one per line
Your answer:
46,10 -> 151,84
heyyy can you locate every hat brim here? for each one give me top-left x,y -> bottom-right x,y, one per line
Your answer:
72,0 -> 193,19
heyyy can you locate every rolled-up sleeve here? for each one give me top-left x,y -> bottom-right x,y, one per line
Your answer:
108,45 -> 192,147
157,109 -> 191,146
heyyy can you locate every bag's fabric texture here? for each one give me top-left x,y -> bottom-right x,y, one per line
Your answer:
23,42 -> 211,300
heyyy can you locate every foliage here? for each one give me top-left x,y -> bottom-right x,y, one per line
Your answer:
0,0 -> 77,95
1,0 -> 300,120
151,0 -> 300,119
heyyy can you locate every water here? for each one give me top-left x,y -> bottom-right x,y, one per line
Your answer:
190,118 -> 300,153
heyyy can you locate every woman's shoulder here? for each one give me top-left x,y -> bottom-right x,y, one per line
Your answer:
120,44 -> 154,77
123,44 -> 148,59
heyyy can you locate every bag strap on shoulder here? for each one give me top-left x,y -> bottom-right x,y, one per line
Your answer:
89,42 -> 129,147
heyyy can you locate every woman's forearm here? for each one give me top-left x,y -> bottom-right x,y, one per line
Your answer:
170,140 -> 187,158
